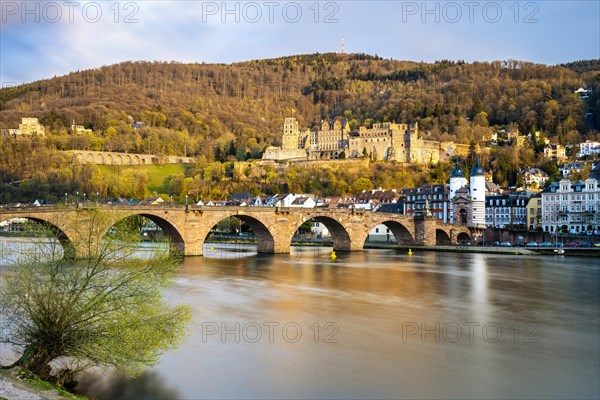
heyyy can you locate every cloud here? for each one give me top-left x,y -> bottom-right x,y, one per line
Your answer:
1,0 -> 598,84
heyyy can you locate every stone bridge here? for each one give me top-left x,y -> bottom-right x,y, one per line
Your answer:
0,205 -> 472,257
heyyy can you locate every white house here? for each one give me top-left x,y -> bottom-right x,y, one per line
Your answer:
247,196 -> 263,207
310,222 -> 330,237
290,196 -> 316,208
578,141 -> 600,158
367,224 -> 396,242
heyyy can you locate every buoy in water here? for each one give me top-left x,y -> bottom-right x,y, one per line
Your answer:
330,251 -> 336,260
408,249 -> 413,256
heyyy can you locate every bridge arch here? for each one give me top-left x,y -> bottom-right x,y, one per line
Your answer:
369,220 -> 415,245
456,232 -> 471,243
351,217 -> 416,250
201,214 -> 276,253
291,216 -> 352,251
106,213 -> 186,253
0,216 -> 76,260
436,229 -> 451,245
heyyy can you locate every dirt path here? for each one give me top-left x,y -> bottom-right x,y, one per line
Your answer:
0,374 -> 45,400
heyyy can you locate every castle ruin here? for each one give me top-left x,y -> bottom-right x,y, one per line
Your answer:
263,117 -> 469,164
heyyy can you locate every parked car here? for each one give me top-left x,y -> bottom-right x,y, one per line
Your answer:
526,242 -> 539,247
567,242 -> 580,247
580,242 -> 592,247
477,240 -> 490,246
514,242 -> 526,247
555,242 -> 564,247
492,241 -> 500,246
540,242 -> 553,247
500,241 -> 512,247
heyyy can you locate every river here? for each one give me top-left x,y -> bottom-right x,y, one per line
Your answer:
2,239 -> 598,399
73,245 -> 599,399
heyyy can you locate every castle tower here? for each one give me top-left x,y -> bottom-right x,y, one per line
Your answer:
469,156 -> 486,228
282,117 -> 300,150
449,160 -> 467,201
404,122 -> 419,163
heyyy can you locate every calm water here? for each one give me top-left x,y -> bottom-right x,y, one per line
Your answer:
3,239 -> 598,399
76,246 -> 600,399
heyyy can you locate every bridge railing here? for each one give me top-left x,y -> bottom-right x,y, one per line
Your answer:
0,204 -> 436,221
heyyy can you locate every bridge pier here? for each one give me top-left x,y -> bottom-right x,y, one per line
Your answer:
414,215 -> 437,246
450,228 -> 461,245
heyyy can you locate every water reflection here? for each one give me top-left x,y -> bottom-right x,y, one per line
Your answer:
75,371 -> 180,400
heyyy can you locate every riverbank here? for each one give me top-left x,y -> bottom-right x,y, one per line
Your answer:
364,242 -> 600,257
0,368 -> 85,400
205,239 -> 600,256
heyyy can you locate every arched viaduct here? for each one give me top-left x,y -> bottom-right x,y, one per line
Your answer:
63,151 -> 196,165
0,205 -> 472,258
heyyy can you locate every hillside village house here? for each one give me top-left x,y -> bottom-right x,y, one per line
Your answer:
521,168 -> 549,188
1,117 -> 46,138
71,121 -> 93,135
544,144 -> 566,161
559,161 -> 586,177
578,140 -> 600,157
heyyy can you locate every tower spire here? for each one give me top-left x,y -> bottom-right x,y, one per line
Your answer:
341,36 -> 345,54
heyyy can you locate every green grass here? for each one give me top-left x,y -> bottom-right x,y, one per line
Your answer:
17,369 -> 87,399
1,368 -> 87,399
98,164 -> 191,194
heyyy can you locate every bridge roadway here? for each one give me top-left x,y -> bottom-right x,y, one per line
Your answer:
0,205 -> 472,257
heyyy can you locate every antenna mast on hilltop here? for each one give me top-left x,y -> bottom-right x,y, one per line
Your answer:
341,36 -> 345,54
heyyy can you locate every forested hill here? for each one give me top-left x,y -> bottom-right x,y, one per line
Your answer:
1,53 -> 599,162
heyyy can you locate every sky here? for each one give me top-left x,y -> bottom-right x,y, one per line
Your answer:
0,0 -> 599,84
